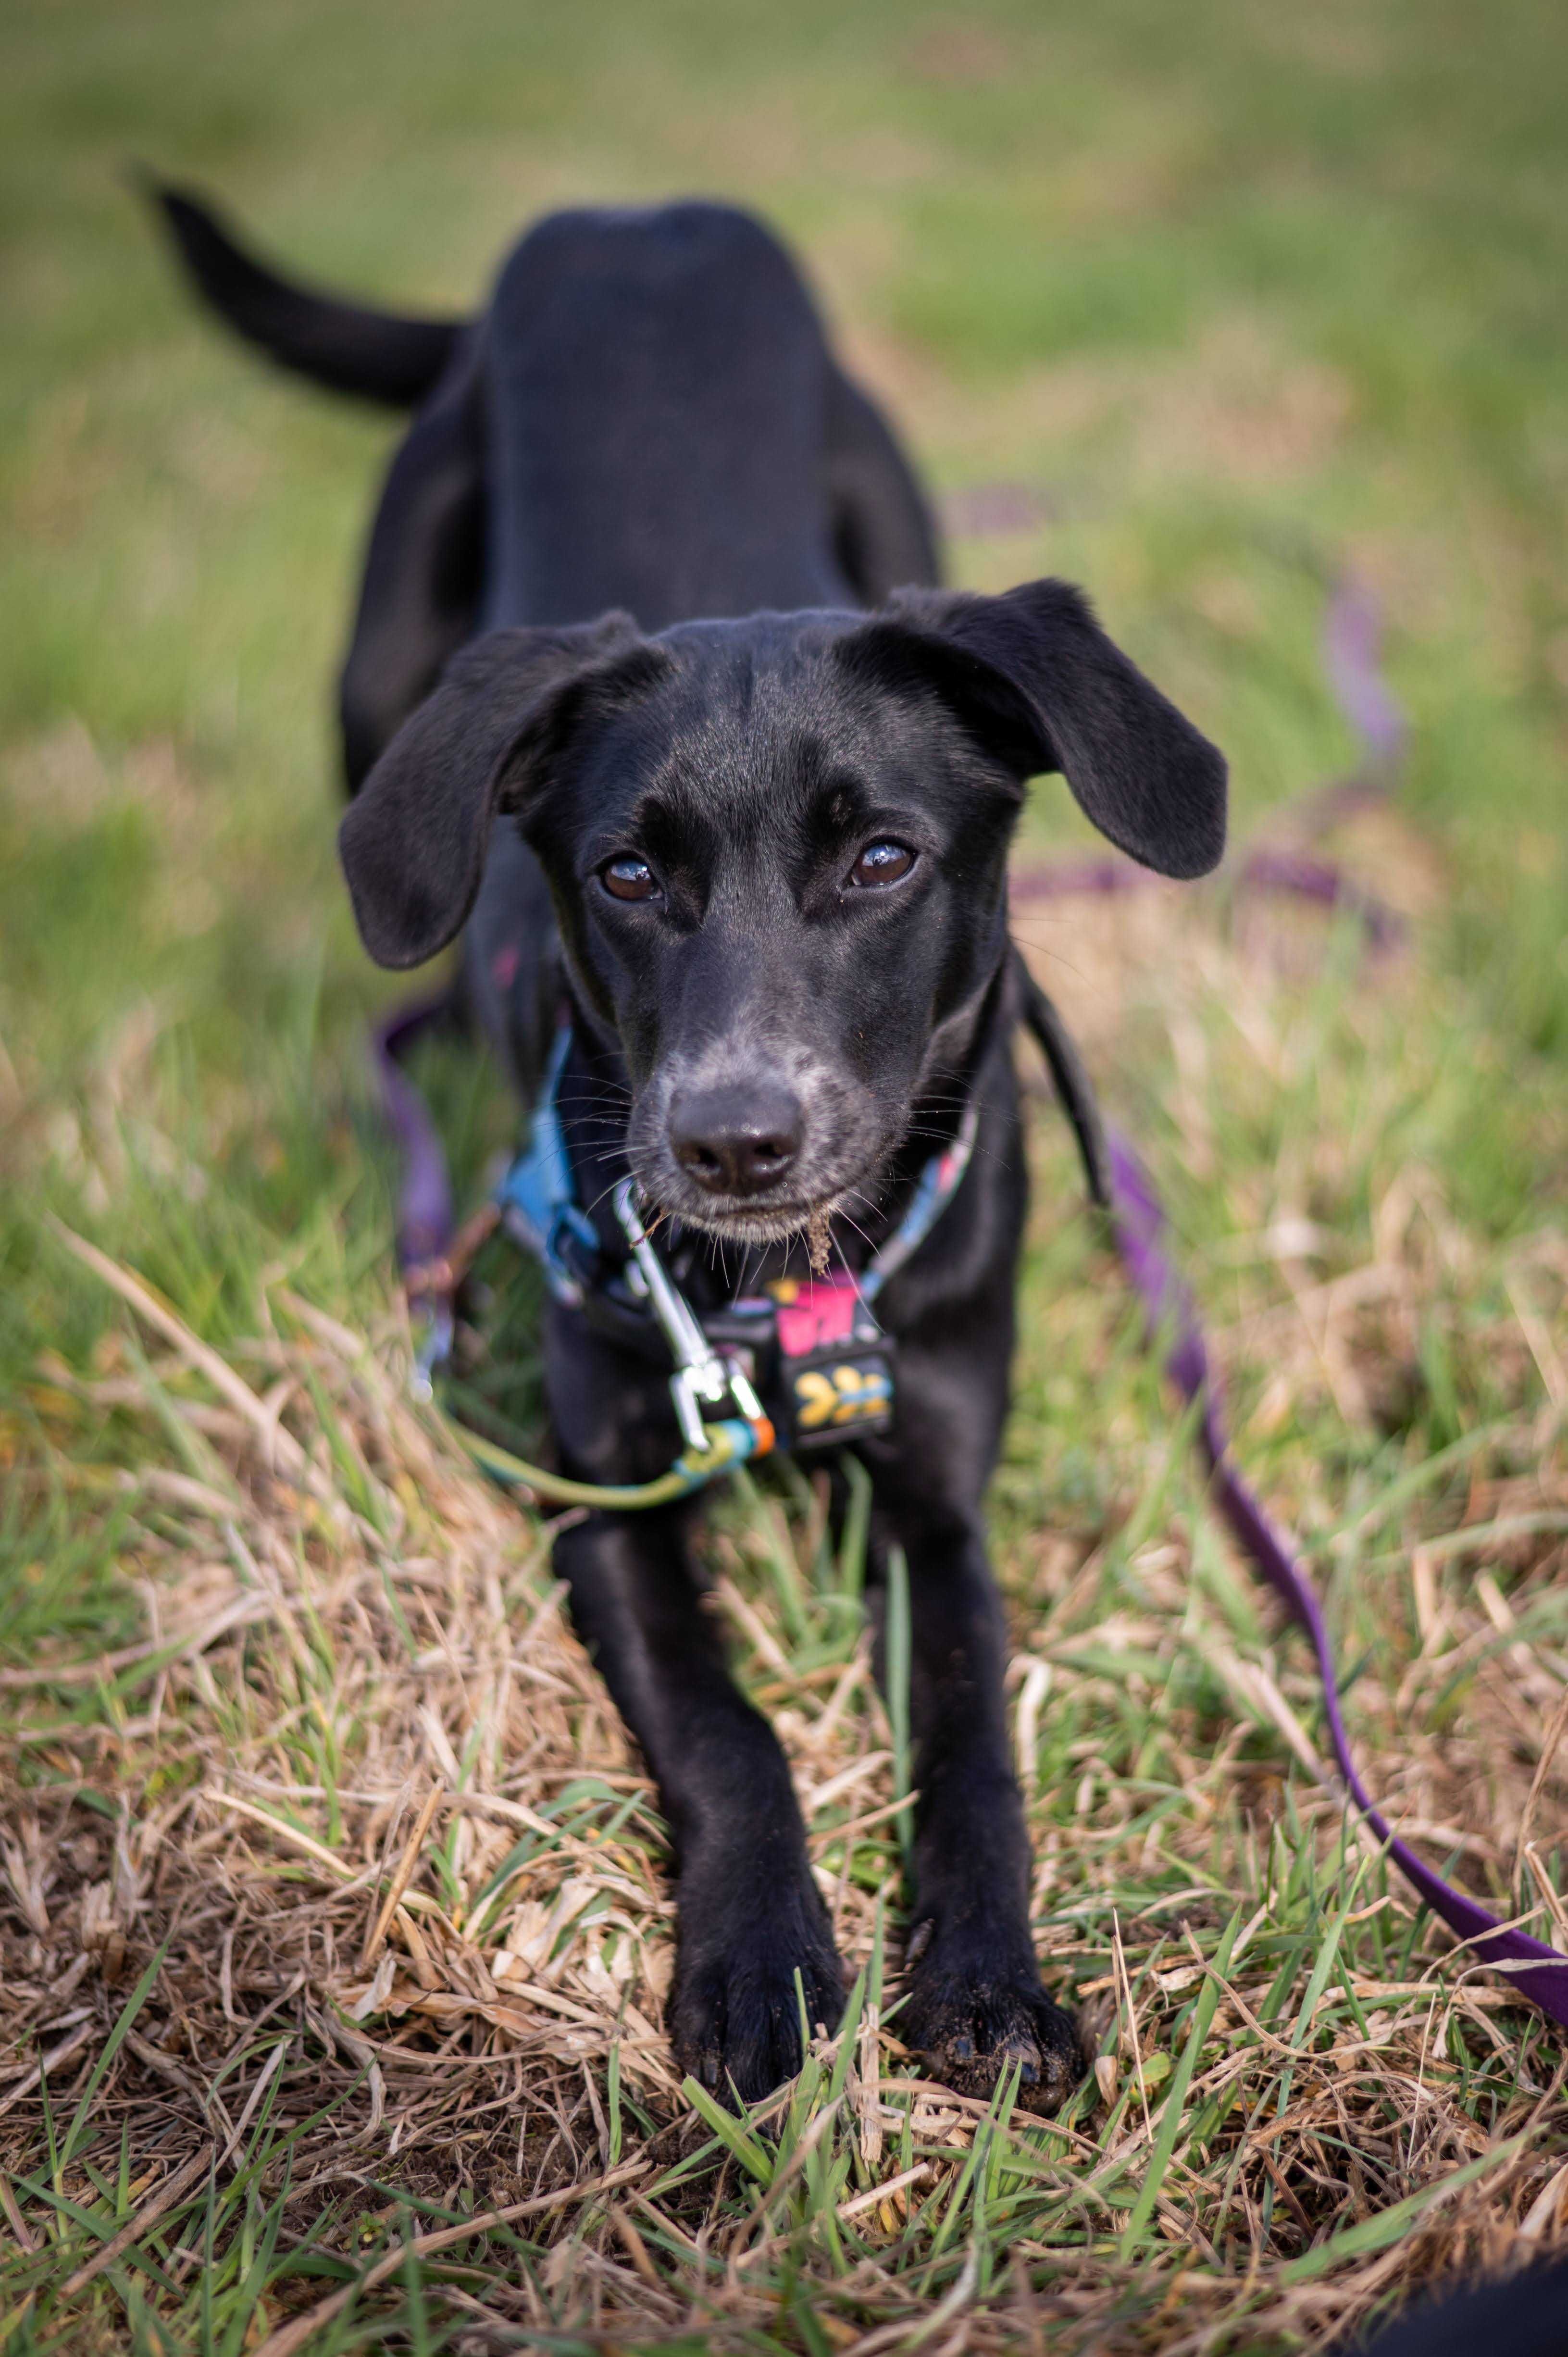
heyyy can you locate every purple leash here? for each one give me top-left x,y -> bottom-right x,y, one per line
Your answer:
373,993 -> 457,1277
1069,577 -> 1564,2024
373,992 -> 473,1397
1009,845 -> 1402,954
1323,574 -> 1406,768
1110,1136 -> 1568,2029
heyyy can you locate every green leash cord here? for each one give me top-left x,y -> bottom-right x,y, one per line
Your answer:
408,1167 -> 779,1512
448,1410 -> 774,1511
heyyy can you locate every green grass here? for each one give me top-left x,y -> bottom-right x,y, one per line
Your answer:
3,0 -> 1568,2348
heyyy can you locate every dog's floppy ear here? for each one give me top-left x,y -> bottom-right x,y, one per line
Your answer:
839,578 -> 1226,879
338,615 -> 660,968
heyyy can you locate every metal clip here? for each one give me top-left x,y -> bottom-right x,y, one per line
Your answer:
612,1179 -> 761,1451
409,1302 -> 454,1405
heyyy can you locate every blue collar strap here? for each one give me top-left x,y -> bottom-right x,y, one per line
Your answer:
494,1026 -> 603,1303
859,1092 -> 979,1300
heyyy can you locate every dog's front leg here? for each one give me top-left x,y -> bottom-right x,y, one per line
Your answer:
868,1342 -> 1082,2111
544,1308 -> 842,2099
889,1512 -> 1081,2108
554,1505 -> 844,2099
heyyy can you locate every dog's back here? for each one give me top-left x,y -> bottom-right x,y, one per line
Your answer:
483,204 -> 846,631
151,185 -> 940,1090
151,184 -> 938,740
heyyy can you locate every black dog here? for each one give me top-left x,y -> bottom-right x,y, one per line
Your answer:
153,187 -> 1225,2109
1350,2263 -> 1568,2357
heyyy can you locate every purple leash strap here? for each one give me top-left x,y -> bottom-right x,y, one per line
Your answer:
1109,1134 -> 1568,2029
1018,577 -> 1567,2022
1322,574 -> 1406,769
373,994 -> 457,1277
373,992 -> 473,1397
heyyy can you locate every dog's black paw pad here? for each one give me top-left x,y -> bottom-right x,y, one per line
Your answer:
672,1933 -> 846,2108
903,1972 -> 1083,2115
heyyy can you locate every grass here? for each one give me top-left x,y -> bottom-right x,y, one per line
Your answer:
3,0 -> 1568,2347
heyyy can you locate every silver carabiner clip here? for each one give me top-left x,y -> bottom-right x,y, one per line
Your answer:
612,1179 -> 761,1452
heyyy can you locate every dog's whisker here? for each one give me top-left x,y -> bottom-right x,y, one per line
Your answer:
832,1209 -> 878,1257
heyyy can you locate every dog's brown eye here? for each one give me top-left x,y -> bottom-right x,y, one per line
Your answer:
601,856 -> 659,903
848,839 -> 916,889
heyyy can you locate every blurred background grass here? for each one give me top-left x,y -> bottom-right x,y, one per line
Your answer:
3,0 -> 1566,1208
4,3 -> 1568,2344
3,0 -> 1565,1097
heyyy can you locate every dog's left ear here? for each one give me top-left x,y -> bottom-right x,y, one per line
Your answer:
838,577 -> 1226,879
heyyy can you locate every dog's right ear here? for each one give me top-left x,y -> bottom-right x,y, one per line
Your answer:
338,616 -> 660,968
838,579 -> 1226,880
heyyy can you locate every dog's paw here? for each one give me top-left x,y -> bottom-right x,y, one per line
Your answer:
902,1944 -> 1083,2114
671,1908 -> 846,2107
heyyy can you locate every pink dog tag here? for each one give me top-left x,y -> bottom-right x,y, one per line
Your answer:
773,1274 -> 860,1358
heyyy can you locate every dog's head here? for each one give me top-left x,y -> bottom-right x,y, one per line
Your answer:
340,581 -> 1225,1243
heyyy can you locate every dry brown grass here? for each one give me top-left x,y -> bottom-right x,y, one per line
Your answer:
3,837 -> 1567,2351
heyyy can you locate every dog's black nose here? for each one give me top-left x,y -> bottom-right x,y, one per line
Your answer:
669,1083 -> 803,1197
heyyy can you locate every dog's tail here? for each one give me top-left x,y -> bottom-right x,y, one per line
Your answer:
141,175 -> 464,409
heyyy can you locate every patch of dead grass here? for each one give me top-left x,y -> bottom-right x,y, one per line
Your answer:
2,867 -> 1566,2350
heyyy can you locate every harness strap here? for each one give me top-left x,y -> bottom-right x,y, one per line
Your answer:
493,1024 -> 599,1301
1011,950 -> 1109,1209
859,1091 -> 982,1298
1103,1128 -> 1568,2031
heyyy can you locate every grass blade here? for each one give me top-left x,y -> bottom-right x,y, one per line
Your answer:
58,1941 -> 170,2179
679,2079 -> 773,2187
1119,1907 -> 1242,2256
886,1545 -> 913,1872
1280,2133 -> 1531,2282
